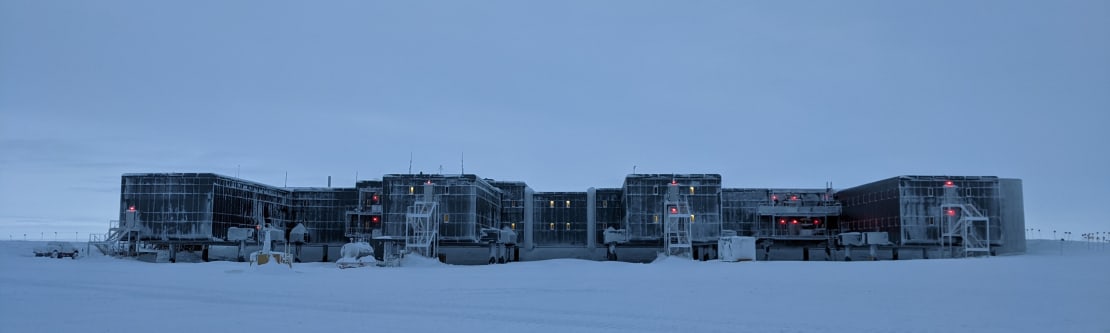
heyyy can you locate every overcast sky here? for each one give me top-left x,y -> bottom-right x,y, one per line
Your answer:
1,0 -> 1107,240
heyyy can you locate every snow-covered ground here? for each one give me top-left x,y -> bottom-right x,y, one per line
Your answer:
1,240 -> 1107,333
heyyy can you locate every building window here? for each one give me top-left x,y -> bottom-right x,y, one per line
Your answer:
409,186 -> 414,195
565,222 -> 571,230
444,214 -> 449,223
549,223 -> 555,230
510,223 -> 516,230
653,215 -> 659,223
602,200 -> 608,208
690,214 -> 696,223
549,200 -> 555,208
565,200 -> 571,208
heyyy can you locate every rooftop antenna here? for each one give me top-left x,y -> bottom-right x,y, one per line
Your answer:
236,164 -> 241,178
461,152 -> 465,175
284,171 -> 288,187
408,152 -> 413,174
633,165 -> 637,174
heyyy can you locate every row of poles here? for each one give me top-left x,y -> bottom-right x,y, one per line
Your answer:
6,232 -> 84,242
1026,228 -> 1109,243
1026,228 -> 1110,253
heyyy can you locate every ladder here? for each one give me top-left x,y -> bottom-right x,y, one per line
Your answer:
663,182 -> 693,258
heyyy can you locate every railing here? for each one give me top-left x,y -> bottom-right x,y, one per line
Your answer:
405,201 -> 439,257
940,203 -> 991,257
757,205 -> 843,216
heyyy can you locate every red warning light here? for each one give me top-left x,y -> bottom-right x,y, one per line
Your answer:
792,219 -> 798,224
780,219 -> 786,224
670,207 -> 678,214
791,195 -> 798,201
255,225 -> 261,230
128,206 -> 135,211
814,219 -> 820,225
671,179 -> 677,185
946,209 -> 956,216
772,195 -> 777,200
944,181 -> 954,187
371,216 -> 381,223
371,195 -> 379,202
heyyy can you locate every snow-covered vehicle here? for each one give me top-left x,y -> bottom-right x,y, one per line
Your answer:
336,242 -> 375,269
33,242 -> 79,259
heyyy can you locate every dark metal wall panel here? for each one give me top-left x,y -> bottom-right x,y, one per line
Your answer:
290,188 -> 358,244
355,180 -> 383,189
721,188 -> 767,236
491,181 -> 529,242
209,176 -> 291,241
122,173 -> 360,244
838,175 -> 1007,246
121,173 -> 221,240
381,174 -> 501,243
208,176 -> 288,239
622,174 -> 722,242
533,192 -> 588,246
897,176 -> 1002,245
594,188 -> 624,245
998,178 -> 1026,254
836,177 -> 902,243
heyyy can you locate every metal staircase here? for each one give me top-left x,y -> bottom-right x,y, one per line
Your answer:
939,182 -> 990,257
87,210 -> 141,257
663,181 -> 693,258
405,182 -> 439,258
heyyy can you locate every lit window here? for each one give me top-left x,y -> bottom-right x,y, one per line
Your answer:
549,223 -> 555,230
565,200 -> 570,208
443,214 -> 449,223
409,186 -> 414,195
653,215 -> 659,223
690,214 -> 695,223
549,200 -> 554,208
565,222 -> 571,230
602,200 -> 608,208
689,186 -> 695,195
510,223 -> 516,230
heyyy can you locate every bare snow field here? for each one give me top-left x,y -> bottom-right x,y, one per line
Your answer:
1,240 -> 1107,333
